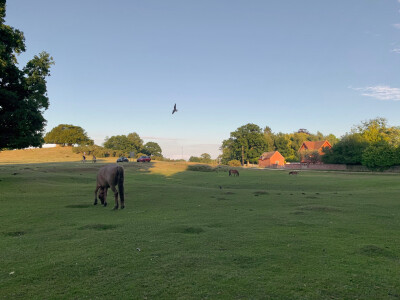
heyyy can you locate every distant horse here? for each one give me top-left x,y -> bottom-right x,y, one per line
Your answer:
94,164 -> 125,209
229,169 -> 239,176
289,171 -> 298,175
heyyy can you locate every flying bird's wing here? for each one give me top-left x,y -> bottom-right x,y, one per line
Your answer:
172,103 -> 177,114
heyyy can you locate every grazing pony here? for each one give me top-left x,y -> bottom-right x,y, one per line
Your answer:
229,169 -> 239,176
289,171 -> 298,175
94,164 -> 125,209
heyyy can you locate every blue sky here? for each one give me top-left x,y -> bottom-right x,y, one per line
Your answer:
6,0 -> 400,158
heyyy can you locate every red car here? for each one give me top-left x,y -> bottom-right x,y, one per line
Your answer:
137,155 -> 151,162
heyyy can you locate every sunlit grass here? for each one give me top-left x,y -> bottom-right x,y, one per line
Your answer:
1,161 -> 400,299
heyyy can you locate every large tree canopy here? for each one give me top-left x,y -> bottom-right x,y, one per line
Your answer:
221,123 -> 267,164
44,124 -> 93,146
142,141 -> 162,157
0,0 -> 54,149
104,132 -> 144,154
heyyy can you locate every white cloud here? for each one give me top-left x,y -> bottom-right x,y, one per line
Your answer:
351,85 -> 400,101
392,48 -> 400,53
393,24 -> 400,29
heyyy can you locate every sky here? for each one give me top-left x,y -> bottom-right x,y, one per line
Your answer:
5,0 -> 400,159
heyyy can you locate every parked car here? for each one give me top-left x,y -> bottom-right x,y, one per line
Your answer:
117,156 -> 129,163
137,155 -> 151,162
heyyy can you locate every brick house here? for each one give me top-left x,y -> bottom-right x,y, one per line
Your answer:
258,151 -> 285,167
298,140 -> 332,162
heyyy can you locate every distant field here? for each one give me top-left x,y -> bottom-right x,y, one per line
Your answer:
1,159 -> 400,299
0,146 -> 84,164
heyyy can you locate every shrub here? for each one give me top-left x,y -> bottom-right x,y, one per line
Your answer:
213,165 -> 231,172
362,142 -> 398,171
151,155 -> 164,161
228,160 -> 242,167
187,164 -> 214,172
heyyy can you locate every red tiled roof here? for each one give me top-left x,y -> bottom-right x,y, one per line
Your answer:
301,140 -> 330,151
260,151 -> 279,159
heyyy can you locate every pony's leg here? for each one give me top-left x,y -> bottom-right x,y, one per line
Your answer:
94,185 -> 100,205
110,185 -> 119,210
103,188 -> 108,206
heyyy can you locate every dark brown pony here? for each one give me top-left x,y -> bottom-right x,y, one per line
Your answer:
94,164 -> 125,209
229,169 -> 239,176
289,171 -> 298,175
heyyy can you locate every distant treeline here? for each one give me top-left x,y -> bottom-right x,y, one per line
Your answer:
220,118 -> 400,171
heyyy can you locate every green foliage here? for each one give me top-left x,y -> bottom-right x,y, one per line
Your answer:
103,132 -> 152,157
301,150 -> 321,164
322,119 -> 400,169
222,125 -> 337,163
274,132 -> 295,160
127,132 -> 144,153
187,164 -> 231,172
189,153 -> 212,163
44,124 -> 93,146
142,142 -> 162,157
362,142 -> 399,171
104,132 -> 143,154
322,133 -> 369,165
72,145 -> 114,158
228,159 -> 242,167
352,117 -> 400,146
221,123 -> 267,164
187,164 -> 214,172
0,2 -> 54,149
263,126 -> 275,151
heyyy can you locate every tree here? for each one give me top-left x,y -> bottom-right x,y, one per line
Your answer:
222,123 -> 267,164
189,153 -> 212,163
104,135 -> 132,153
274,132 -> 295,161
142,142 -> 162,157
263,126 -> 275,151
200,153 -> 212,163
0,1 -> 54,149
127,132 -> 144,153
352,117 -> 400,146
321,133 -> 369,165
104,132 -> 143,154
301,150 -> 321,164
362,142 -> 398,171
44,124 -> 93,146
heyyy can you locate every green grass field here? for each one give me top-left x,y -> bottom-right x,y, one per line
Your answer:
1,162 -> 400,299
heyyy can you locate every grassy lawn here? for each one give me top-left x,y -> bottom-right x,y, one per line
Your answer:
1,161 -> 400,299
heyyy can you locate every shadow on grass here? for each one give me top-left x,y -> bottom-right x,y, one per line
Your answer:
65,204 -> 92,208
298,205 -> 342,212
4,231 -> 26,237
175,226 -> 204,234
358,245 -> 397,259
78,224 -> 118,231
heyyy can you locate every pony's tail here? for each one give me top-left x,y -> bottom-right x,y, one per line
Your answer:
117,166 -> 125,204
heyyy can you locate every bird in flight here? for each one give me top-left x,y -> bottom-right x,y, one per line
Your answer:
172,103 -> 178,114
